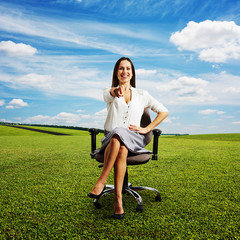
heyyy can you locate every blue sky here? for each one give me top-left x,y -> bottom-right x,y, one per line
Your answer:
0,0 -> 240,134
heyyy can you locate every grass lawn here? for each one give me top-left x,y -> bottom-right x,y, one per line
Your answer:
0,125 -> 239,239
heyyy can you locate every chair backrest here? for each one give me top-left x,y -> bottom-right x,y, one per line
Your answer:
140,108 -> 152,145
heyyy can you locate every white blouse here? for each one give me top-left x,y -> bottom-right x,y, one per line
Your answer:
103,87 -> 168,132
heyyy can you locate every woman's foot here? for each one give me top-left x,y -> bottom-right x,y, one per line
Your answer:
113,213 -> 124,219
113,199 -> 124,219
114,198 -> 124,215
87,182 -> 105,199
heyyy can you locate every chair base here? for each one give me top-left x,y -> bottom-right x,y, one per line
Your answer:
92,169 -> 161,212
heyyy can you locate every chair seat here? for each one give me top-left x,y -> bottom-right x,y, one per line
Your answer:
94,152 -> 150,165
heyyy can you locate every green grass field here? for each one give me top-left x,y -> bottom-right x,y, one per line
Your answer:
0,125 -> 240,239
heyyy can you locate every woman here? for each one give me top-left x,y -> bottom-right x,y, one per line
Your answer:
88,57 -> 168,219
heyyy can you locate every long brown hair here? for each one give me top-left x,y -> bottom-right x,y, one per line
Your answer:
111,57 -> 136,87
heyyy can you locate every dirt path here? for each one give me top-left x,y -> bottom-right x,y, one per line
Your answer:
7,125 -> 70,135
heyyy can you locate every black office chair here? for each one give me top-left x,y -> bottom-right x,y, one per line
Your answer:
88,108 -> 162,212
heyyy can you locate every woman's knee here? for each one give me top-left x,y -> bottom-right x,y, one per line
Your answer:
118,145 -> 128,158
110,134 -> 122,145
109,135 -> 128,158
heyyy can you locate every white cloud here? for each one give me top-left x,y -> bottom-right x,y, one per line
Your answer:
82,114 -> 91,119
224,87 -> 240,94
0,118 -> 12,123
0,41 -> 37,57
170,20 -> 240,63
5,105 -> 15,109
163,116 -> 177,123
0,69 -> 106,101
75,108 -> 108,129
0,100 -> 5,106
6,99 -> 29,109
24,115 -> 51,123
198,109 -> 225,115
24,111 -> 91,125
232,121 -> 240,125
52,112 -> 82,124
136,69 -> 157,76
216,111 -> 226,115
76,110 -> 84,113
85,109 -> 106,128
136,69 -> 240,106
17,73 -> 53,90
157,76 -> 215,104
93,108 -> 107,120
201,72 -> 240,105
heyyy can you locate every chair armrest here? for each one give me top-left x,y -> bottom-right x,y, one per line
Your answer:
88,128 -> 99,158
152,129 -> 162,160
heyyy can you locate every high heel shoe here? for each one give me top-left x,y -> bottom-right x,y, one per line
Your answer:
113,213 -> 124,219
113,201 -> 124,219
87,186 -> 106,199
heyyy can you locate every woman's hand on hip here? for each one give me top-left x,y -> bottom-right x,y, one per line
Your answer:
128,124 -> 149,134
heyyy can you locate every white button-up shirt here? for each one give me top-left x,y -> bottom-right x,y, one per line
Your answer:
103,87 -> 168,132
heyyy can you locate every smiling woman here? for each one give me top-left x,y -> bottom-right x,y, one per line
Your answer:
116,60 -> 134,87
110,58 -> 135,104
88,57 -> 168,219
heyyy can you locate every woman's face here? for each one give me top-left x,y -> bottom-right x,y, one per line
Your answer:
117,60 -> 133,86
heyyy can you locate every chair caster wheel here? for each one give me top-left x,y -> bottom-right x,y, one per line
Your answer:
136,205 -> 143,212
155,195 -> 161,202
94,201 -> 102,209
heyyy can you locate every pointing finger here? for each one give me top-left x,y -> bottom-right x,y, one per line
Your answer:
119,87 -> 123,96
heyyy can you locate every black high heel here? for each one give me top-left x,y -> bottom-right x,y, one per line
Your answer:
87,186 -> 106,199
113,213 -> 124,219
113,203 -> 124,219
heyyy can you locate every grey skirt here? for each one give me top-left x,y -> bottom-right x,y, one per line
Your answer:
92,127 -> 152,157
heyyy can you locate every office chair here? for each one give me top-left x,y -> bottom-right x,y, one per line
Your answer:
88,108 -> 162,212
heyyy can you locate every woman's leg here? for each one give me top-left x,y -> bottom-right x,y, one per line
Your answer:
114,145 -> 128,214
90,135 -> 122,195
